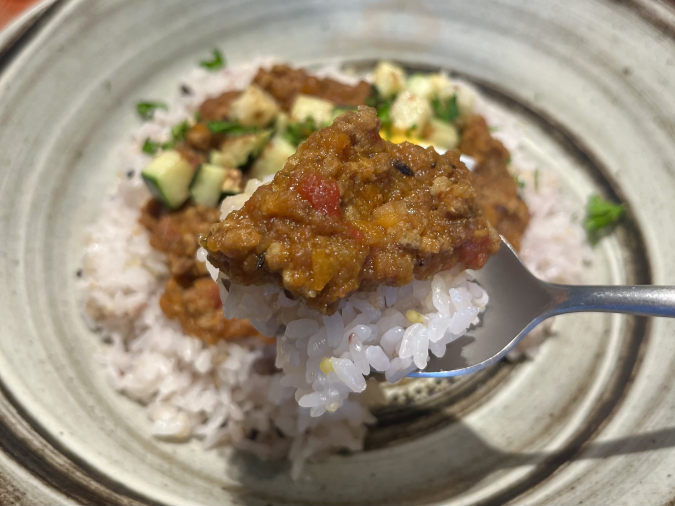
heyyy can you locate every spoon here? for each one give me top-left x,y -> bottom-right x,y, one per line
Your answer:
408,237 -> 675,378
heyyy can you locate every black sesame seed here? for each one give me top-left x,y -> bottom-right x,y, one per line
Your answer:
393,159 -> 413,176
276,427 -> 286,438
180,84 -> 193,96
256,252 -> 266,269
451,164 -> 457,170
126,169 -> 135,179
248,429 -> 259,440
76,269 -> 83,278
418,261 -> 424,267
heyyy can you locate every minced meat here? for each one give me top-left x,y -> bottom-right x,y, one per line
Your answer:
205,106 -> 499,314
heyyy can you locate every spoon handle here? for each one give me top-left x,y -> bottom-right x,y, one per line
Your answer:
546,284 -> 675,318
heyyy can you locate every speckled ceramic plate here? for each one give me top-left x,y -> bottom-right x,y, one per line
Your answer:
1,1 -> 675,504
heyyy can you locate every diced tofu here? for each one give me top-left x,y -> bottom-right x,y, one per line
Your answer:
390,90 -> 432,135
405,73 -> 453,100
372,61 -> 406,98
424,118 -> 459,149
290,94 -> 335,126
229,84 -> 280,128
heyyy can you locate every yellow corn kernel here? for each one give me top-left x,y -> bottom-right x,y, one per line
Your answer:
320,357 -> 334,374
406,309 -> 425,324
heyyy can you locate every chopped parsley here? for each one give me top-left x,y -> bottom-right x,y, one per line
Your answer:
366,86 -> 394,136
142,138 -> 172,154
200,48 -> 225,71
142,138 -> 160,154
171,120 -> 190,143
584,195 -> 624,240
284,118 -> 318,146
514,174 -> 525,189
431,94 -> 460,124
136,101 -> 167,120
207,120 -> 257,136
194,111 -> 203,122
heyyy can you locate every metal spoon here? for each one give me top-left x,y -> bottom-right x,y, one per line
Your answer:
409,237 -> 675,378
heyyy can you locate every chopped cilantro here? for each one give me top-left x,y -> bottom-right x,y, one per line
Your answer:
584,195 -> 624,237
142,138 -> 160,154
194,111 -> 203,122
366,86 -> 394,136
200,48 -> 225,71
171,120 -> 190,143
136,101 -> 167,120
284,118 -> 318,146
207,120 -> 257,136
431,94 -> 459,124
514,174 -> 525,189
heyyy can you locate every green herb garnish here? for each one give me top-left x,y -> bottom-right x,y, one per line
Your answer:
200,48 -> 225,71
534,169 -> 540,192
142,138 -> 160,154
194,111 -> 203,122
431,94 -> 460,124
584,195 -> 624,238
489,126 -> 498,133
506,155 -> 511,165
136,101 -> 168,120
284,118 -> 318,146
366,86 -> 394,136
171,120 -> 190,143
207,120 -> 258,136
514,174 -> 525,189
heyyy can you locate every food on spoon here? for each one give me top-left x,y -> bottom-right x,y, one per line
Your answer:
204,106 -> 500,314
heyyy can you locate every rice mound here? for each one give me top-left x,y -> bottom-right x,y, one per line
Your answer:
80,58 -> 589,477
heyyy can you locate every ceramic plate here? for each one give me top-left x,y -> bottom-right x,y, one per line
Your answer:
1,1 -> 675,504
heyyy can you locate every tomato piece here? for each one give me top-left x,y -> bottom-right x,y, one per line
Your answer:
346,223 -> 365,242
298,173 -> 341,218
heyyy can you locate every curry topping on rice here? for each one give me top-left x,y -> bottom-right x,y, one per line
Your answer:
140,200 -> 260,344
137,60 -> 529,338
204,107 -> 500,314
460,116 -> 529,250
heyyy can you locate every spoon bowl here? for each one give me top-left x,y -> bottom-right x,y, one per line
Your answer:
410,238 -> 675,378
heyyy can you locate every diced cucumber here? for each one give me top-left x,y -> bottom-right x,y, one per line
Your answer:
189,163 -> 228,207
405,73 -> 453,100
211,130 -> 272,168
221,168 -> 243,197
372,61 -> 406,98
141,150 -> 194,209
230,84 -> 280,128
291,94 -> 335,126
456,86 -> 476,118
249,136 -> 296,179
390,90 -> 432,136
424,118 -> 459,149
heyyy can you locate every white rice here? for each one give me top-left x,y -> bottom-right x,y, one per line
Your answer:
80,58 -> 589,477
